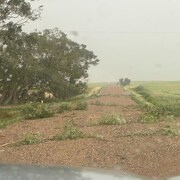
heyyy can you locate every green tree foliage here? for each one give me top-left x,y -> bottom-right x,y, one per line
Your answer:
0,29 -> 99,104
0,1 -> 99,104
0,0 -> 42,29
0,0 -> 42,51
33,29 -> 99,100
118,78 -> 131,86
0,0 -> 42,104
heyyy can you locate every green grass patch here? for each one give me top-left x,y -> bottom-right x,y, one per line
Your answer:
131,81 -> 180,96
129,82 -> 180,122
125,123 -> 180,137
138,103 -> 175,123
98,114 -> 126,125
53,120 -> 89,140
0,108 -> 23,128
21,102 -> 55,120
58,102 -> 72,113
129,93 -> 147,107
131,85 -> 155,103
74,101 -> 88,110
159,124 -> 180,136
15,133 -> 43,146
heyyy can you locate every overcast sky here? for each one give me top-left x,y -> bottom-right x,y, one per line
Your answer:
23,0 -> 180,82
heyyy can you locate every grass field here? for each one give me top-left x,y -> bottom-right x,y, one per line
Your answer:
129,81 -> 180,117
131,81 -> 180,96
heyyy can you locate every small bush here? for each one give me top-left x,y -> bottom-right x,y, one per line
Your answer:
16,133 -> 43,146
145,103 -> 172,118
98,114 -> 126,125
58,103 -> 72,113
139,103 -> 175,123
139,114 -> 159,123
53,120 -> 86,140
22,102 -> 54,120
74,101 -> 88,110
159,125 -> 180,136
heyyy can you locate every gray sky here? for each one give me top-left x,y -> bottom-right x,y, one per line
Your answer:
24,0 -> 180,82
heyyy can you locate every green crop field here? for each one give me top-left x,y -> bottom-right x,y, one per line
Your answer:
131,81 -> 180,97
129,81 -> 180,117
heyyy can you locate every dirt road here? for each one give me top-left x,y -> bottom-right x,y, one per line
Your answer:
0,84 -> 180,178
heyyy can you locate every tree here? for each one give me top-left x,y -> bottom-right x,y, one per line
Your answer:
0,31 -> 40,104
32,28 -> 99,100
0,2 -> 99,104
0,28 -> 99,104
0,0 -> 42,104
0,0 -> 42,29
118,78 -> 131,86
0,0 -> 42,55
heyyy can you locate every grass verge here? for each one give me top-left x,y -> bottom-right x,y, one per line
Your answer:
129,84 -> 180,123
125,123 -> 180,137
0,108 -> 23,128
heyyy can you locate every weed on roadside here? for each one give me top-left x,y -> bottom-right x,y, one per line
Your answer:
125,123 -> 180,137
58,102 -> 72,113
138,103 -> 175,123
74,101 -> 88,110
98,114 -> 126,125
159,124 -> 180,136
15,133 -> 43,146
21,102 -> 54,120
52,120 -> 89,140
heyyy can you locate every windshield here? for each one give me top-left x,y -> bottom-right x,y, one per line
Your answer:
0,0 -> 180,179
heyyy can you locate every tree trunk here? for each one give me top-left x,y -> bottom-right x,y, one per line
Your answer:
0,93 -> 6,104
12,90 -> 18,104
4,90 -> 14,105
